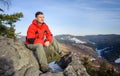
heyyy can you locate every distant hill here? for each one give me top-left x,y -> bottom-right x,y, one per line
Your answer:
83,34 -> 120,64
55,34 -> 120,65
55,34 -> 98,58
19,34 -> 120,65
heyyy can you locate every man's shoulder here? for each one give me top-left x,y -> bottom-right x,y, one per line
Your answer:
43,23 -> 49,28
28,23 -> 37,30
30,23 -> 37,27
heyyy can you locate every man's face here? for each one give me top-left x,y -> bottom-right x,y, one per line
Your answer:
36,14 -> 44,24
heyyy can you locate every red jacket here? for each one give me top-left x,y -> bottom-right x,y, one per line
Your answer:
25,19 -> 53,45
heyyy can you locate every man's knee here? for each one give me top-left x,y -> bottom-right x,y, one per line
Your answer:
26,44 -> 36,50
36,44 -> 43,48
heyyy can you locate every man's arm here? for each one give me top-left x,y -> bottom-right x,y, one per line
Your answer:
44,25 -> 53,46
26,25 -> 36,44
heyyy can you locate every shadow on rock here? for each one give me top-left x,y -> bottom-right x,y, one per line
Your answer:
0,57 -> 14,76
56,52 -> 72,69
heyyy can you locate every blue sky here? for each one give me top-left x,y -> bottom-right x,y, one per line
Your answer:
1,0 -> 120,36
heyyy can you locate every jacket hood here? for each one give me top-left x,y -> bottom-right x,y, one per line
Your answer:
32,19 -> 37,25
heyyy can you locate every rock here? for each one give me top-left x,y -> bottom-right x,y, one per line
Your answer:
57,52 -> 90,76
40,72 -> 64,76
0,36 -> 40,76
0,36 -> 90,76
40,52 -> 90,76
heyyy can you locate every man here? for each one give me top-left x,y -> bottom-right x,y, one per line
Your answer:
25,11 -> 53,73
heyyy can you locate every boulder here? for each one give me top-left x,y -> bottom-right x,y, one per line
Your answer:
41,53 -> 90,76
0,36 -> 40,76
58,53 -> 90,76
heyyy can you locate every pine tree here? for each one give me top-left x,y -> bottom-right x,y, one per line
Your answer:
0,12 -> 23,39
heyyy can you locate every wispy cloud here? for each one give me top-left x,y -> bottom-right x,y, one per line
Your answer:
103,0 -> 120,4
5,0 -> 120,35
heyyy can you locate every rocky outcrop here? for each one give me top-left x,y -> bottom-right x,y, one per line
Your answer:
60,53 -> 89,76
0,36 -> 40,76
0,36 -> 90,76
41,53 -> 90,76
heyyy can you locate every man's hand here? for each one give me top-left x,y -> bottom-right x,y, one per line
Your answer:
44,41 -> 50,47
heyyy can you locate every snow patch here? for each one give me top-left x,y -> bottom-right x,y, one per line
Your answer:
49,61 -> 63,72
90,58 -> 96,61
115,58 -> 120,63
60,37 -> 64,40
96,47 -> 109,57
70,37 -> 86,44
60,36 -> 86,44
96,49 -> 102,57
91,42 -> 96,44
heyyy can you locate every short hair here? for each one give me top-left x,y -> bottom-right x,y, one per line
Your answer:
35,11 -> 44,17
